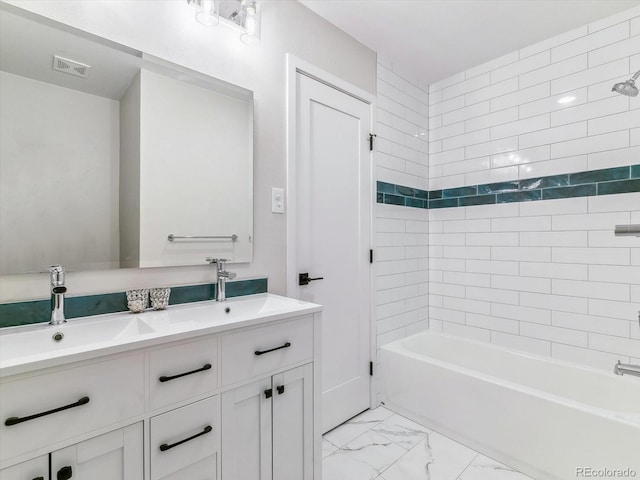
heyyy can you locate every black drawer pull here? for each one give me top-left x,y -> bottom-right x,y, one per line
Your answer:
264,388 -> 273,399
57,465 -> 73,480
159,363 -> 212,382
5,396 -> 90,426
160,425 -> 212,452
254,342 -> 291,356
277,385 -> 285,395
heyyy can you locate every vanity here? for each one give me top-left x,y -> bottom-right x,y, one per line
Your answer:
0,294 -> 322,480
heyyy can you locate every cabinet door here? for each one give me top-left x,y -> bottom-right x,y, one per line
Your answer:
0,455 -> 48,480
50,423 -> 143,480
272,364 -> 313,480
221,377 -> 272,480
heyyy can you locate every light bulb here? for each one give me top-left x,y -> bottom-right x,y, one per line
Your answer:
245,9 -> 256,35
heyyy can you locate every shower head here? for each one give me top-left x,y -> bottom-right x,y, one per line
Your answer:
612,69 -> 640,97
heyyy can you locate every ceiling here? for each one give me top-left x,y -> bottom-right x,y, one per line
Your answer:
299,0 -> 640,85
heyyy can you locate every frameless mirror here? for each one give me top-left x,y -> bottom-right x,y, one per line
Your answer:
0,5 -> 253,274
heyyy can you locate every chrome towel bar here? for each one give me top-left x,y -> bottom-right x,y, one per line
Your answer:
168,234 -> 238,242
614,224 -> 640,237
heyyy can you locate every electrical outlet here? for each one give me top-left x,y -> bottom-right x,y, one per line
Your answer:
271,187 -> 285,214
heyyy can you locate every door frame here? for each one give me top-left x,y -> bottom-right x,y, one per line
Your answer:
284,54 -> 378,413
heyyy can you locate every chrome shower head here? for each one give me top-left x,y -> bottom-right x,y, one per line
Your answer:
612,70 -> 640,97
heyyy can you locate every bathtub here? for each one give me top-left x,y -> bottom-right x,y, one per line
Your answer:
381,331 -> 640,480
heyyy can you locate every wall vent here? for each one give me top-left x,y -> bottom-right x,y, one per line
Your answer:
52,55 -> 91,78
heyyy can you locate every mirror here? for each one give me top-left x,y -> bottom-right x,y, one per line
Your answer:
0,5 -> 253,275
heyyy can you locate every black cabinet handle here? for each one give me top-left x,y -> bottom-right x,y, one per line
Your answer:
299,273 -> 324,286
159,363 -> 212,383
33,477 -> 45,480
277,385 -> 285,395
5,396 -> 90,426
160,425 -> 212,452
57,466 -> 73,480
255,342 -> 291,356
264,388 -> 273,399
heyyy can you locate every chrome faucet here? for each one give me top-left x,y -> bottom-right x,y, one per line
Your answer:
614,361 -> 640,378
48,265 -> 66,325
206,258 -> 236,302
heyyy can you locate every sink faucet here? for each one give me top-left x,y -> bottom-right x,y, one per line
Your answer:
48,265 -> 66,325
206,258 -> 237,302
614,360 -> 640,378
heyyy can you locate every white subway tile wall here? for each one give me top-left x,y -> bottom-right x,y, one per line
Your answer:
375,56 -> 429,402
425,6 -> 640,371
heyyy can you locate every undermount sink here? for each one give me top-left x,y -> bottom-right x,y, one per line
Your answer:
0,316 -> 156,364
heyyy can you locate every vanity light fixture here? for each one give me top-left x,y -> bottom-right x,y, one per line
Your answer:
192,0 -> 220,26
187,0 -> 261,46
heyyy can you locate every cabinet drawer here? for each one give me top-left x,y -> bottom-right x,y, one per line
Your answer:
220,316 -> 313,387
0,353 -> 144,463
149,336 -> 218,411
150,396 -> 219,480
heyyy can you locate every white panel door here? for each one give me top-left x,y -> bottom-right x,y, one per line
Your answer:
220,377 -> 272,480
50,423 -> 143,480
272,364 -> 313,480
294,73 -> 371,432
0,455 -> 48,480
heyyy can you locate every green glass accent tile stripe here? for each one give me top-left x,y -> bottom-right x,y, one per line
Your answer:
542,184 -> 597,200
376,164 -> 640,211
0,278 -> 268,329
227,278 -> 268,298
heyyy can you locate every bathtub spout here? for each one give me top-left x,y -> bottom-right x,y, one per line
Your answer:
614,360 -> 640,378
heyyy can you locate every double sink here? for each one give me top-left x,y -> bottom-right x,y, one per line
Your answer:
0,293 -> 321,377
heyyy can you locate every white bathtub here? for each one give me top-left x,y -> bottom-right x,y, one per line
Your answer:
381,331 -> 640,480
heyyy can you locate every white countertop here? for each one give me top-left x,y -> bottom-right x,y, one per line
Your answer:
0,293 -> 322,378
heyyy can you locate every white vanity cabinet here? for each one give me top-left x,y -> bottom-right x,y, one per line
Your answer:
0,298 -> 322,480
0,455 -> 48,480
149,396 -> 219,480
219,317 -> 315,480
221,364 -> 313,480
51,423 -> 143,480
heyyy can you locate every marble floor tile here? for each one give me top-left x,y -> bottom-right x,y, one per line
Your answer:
457,455 -> 535,480
323,448 -> 379,480
323,407 -> 532,480
372,413 -> 431,451
323,406 -> 395,448
340,430 -> 407,475
380,432 -> 477,480
322,439 -> 338,459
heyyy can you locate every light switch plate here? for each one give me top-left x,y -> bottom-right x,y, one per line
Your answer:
272,187 -> 285,214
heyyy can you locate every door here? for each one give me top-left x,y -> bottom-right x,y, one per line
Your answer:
50,423 -> 142,480
272,364 -> 313,480
220,377 -> 272,480
0,455 -> 48,480
293,72 -> 372,432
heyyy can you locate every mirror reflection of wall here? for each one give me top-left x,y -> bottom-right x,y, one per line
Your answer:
1,69 -> 121,273
0,7 -> 253,275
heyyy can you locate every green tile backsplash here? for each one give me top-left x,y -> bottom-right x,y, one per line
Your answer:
377,164 -> 640,210
0,278 -> 268,328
